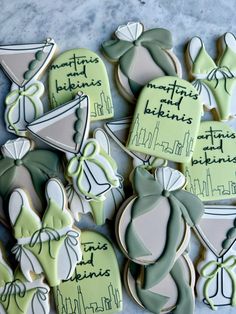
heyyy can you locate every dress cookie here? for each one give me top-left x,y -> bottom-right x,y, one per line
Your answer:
48,49 -> 113,121
0,137 -> 62,225
0,245 -> 50,314
124,254 -> 195,314
27,94 -> 120,202
127,76 -> 203,162
116,166 -> 203,273
0,39 -> 57,136
9,178 -> 82,287
182,121 -> 236,201
195,205 -> 236,310
187,33 -> 236,121
102,22 -> 181,102
54,230 -> 122,314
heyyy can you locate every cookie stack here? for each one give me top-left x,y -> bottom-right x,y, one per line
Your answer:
0,22 -> 235,314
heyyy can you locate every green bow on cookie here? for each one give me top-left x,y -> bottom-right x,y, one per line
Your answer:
125,166 -> 204,289
0,149 -> 62,205
102,27 -> 177,95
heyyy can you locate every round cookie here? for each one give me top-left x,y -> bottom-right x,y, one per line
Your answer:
124,254 -> 195,314
116,166 -> 204,272
102,22 -> 182,102
127,76 -> 203,163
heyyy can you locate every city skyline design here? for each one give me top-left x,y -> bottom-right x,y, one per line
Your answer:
56,282 -> 122,314
129,114 -> 194,157
185,168 -> 236,198
90,91 -> 113,118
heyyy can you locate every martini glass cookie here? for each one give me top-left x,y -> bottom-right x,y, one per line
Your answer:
116,166 -> 204,275
187,33 -> 236,121
102,22 -> 182,102
54,230 -> 123,314
0,39 -> 57,136
127,76 -> 203,163
0,245 -> 50,314
27,94 -> 120,208
9,178 -> 82,287
48,48 -> 113,121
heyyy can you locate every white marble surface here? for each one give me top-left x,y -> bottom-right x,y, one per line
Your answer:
0,0 -> 236,313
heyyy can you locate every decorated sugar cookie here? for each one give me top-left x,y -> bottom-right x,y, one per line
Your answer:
67,128 -> 125,225
54,230 -> 122,314
27,94 -> 120,202
0,39 -> 57,136
0,246 -> 50,314
102,22 -> 181,102
127,76 -> 203,162
9,178 -> 82,287
187,33 -> 236,121
105,117 -> 166,169
0,137 -> 62,224
116,166 -> 204,274
182,121 -> 236,201
48,48 -> 113,120
124,254 -> 195,314
195,205 -> 236,310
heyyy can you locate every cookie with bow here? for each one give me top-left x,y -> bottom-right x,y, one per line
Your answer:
124,253 -> 196,314
48,48 -> 113,121
187,32 -> 236,121
0,137 -> 63,226
116,166 -> 204,282
194,205 -> 236,310
0,245 -> 50,314
0,39 -> 57,136
9,178 -> 82,287
102,22 -> 181,102
27,94 -> 120,203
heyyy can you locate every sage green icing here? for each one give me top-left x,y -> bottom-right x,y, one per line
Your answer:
35,50 -> 44,61
73,106 -> 87,145
0,149 -> 62,210
125,167 -> 204,289
192,45 -> 236,121
227,227 -> 236,238
222,239 -> 232,250
29,59 -> 38,70
133,257 -> 194,314
23,70 -> 33,80
222,218 -> 236,250
89,200 -> 105,225
102,27 -> 177,96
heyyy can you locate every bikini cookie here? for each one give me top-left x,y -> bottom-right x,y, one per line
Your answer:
102,22 -> 182,102
0,137 -> 62,225
48,48 -> 113,121
0,39 -> 57,136
67,128 -> 125,225
0,245 -> 50,314
9,178 -> 82,287
195,205 -> 236,310
105,117 -> 166,169
127,76 -> 203,162
116,166 -> 204,275
187,33 -> 236,121
54,230 -> 122,314
27,94 -> 120,203
124,253 -> 195,314
182,121 -> 236,201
